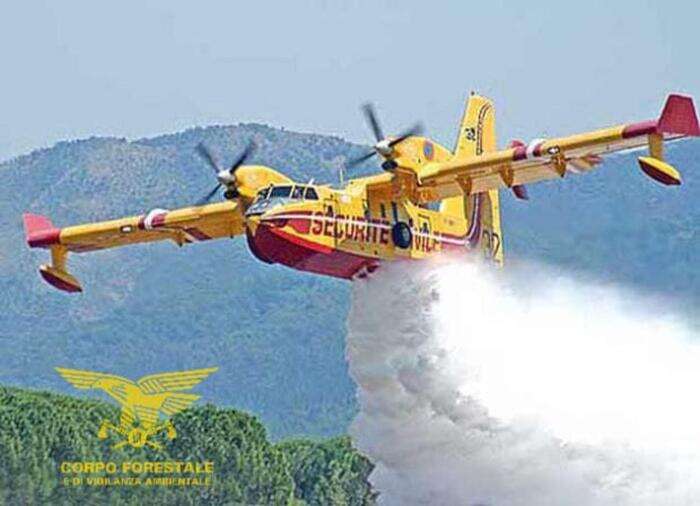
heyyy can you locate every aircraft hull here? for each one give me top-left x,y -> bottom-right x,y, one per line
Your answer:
248,223 -> 378,279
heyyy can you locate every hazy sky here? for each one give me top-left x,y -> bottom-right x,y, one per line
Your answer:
1,0 -> 697,162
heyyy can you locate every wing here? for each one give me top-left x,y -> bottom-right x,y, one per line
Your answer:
24,200 -> 245,292
54,367 -> 133,405
137,367 -> 219,394
415,94 -> 699,203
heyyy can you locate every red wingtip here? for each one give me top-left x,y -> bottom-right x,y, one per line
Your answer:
658,94 -> 700,136
23,213 -> 53,234
23,213 -> 60,248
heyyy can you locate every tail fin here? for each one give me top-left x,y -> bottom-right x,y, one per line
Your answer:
440,93 -> 504,264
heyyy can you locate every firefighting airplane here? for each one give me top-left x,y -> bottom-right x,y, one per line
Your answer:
24,92 -> 699,292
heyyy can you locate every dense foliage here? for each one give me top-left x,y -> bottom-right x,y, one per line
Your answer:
1,123 -> 698,440
0,386 -> 375,505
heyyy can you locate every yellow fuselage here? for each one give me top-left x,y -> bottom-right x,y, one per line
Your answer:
242,138 -> 491,279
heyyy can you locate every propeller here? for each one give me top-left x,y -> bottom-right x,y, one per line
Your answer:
347,103 -> 424,170
195,141 -> 255,205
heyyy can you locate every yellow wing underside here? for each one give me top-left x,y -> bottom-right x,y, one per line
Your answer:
60,200 -> 245,252
361,93 -> 697,205
416,128 -> 679,203
24,201 -> 246,292
358,94 -> 694,205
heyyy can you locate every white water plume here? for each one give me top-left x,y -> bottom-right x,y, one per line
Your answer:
346,257 -> 700,505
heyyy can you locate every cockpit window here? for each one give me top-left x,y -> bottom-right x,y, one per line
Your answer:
304,187 -> 319,200
291,186 -> 304,199
269,185 -> 292,199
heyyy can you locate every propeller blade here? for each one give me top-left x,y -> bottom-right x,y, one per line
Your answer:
361,103 -> 385,142
229,141 -> 256,174
388,122 -> 424,147
196,143 -> 221,174
347,150 -> 377,168
196,183 -> 222,206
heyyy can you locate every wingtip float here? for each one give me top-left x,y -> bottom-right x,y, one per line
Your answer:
25,92 -> 699,293
626,93 -> 699,186
637,157 -> 682,186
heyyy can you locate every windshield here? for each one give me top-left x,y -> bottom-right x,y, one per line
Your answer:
269,185 -> 292,199
256,187 -> 270,200
255,184 -> 319,202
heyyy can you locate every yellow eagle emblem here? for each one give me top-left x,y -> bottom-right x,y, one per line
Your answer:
55,367 -> 218,450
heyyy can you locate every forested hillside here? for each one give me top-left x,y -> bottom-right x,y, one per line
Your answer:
1,124 -> 698,439
0,386 -> 375,505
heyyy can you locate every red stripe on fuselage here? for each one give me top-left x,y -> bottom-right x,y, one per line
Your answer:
249,224 -> 375,279
263,210 -> 481,248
